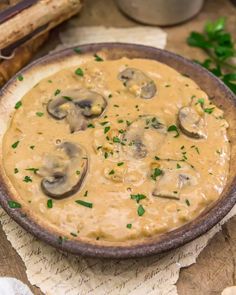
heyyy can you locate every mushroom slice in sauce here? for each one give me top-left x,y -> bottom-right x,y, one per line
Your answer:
123,115 -> 167,159
178,106 -> 207,139
41,142 -> 88,199
47,89 -> 107,132
152,162 -> 199,200
118,68 -> 157,99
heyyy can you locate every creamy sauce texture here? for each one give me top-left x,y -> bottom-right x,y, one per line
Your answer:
2,57 -> 230,243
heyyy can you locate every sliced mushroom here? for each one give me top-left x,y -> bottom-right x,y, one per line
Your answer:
118,68 -> 157,99
178,106 -> 207,139
123,115 -> 167,159
40,142 -> 88,199
47,89 -> 107,132
152,162 -> 199,200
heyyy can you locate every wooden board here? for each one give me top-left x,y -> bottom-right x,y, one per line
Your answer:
0,0 -> 236,294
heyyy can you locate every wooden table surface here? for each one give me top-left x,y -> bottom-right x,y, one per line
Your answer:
0,0 -> 236,294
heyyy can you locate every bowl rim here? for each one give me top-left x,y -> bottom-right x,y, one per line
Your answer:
0,42 -> 236,259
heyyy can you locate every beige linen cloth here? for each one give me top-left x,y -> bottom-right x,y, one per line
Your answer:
0,26 -> 235,295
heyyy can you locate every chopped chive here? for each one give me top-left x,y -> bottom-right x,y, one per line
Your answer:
15,101 -> 22,109
12,141 -> 20,149
117,162 -> 124,166
8,200 -> 21,208
25,168 -> 38,174
47,199 -> 53,208
75,200 -> 93,208
117,119 -> 124,123
94,54 -> 103,62
54,89 -> 61,96
104,126 -> 110,134
127,223 -> 132,229
63,96 -> 73,101
113,104 -> 119,108
137,205 -> 145,216
167,125 -> 180,137
36,112 -> 44,117
131,194 -> 146,203
23,176 -> 32,183
75,68 -> 84,76
70,232 -> 78,237
100,121 -> 109,126
17,74 -> 24,81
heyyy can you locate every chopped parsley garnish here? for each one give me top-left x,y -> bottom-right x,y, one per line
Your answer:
131,194 -> 146,203
117,162 -> 124,166
47,199 -> 53,208
177,163 -> 181,169
94,54 -> 103,62
100,121 -> 109,126
113,137 -> 120,143
113,104 -> 119,108
109,169 -> 115,175
17,74 -> 24,81
30,145 -> 35,150
75,200 -> 93,208
75,68 -> 84,76
12,141 -> 20,149
54,89 -> 61,96
8,200 -> 21,208
118,119 -> 124,123
74,47 -> 82,54
126,120 -> 131,126
15,101 -> 22,109
137,205 -> 145,216
25,168 -> 39,174
70,232 -> 78,237
104,126 -> 110,134
48,80 -> 52,83
155,156 -> 160,160
63,96 -> 73,101
14,168 -> 19,174
104,152 -> 108,159
197,98 -> 205,106
204,107 -> 214,114
23,176 -> 32,183
185,199 -> 191,206
36,112 -> 44,117
181,145 -> 185,150
167,125 -> 180,137
127,224 -> 132,229
108,94 -> 112,98
87,123 -> 95,128
151,168 -> 163,181
76,170 -> 80,175
84,190 -> 88,197
165,84 -> 171,87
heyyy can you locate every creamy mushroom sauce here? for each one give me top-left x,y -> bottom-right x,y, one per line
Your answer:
2,57 -> 230,243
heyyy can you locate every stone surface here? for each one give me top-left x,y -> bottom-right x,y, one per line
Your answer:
0,0 -> 236,294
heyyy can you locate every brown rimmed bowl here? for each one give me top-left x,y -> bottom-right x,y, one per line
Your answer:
0,43 -> 236,259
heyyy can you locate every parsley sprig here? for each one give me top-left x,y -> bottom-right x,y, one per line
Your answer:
187,17 -> 236,94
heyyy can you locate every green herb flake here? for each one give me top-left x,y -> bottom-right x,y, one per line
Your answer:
84,190 -> 88,197
47,199 -> 53,208
23,176 -> 32,183
104,126 -> 110,134
14,168 -> 19,174
100,121 -> 109,126
17,74 -> 24,81
25,168 -> 39,174
58,236 -> 68,244
167,125 -> 180,137
94,54 -> 103,62
75,200 -> 93,208
36,112 -> 44,117
197,98 -> 205,106
113,104 -> 119,108
75,68 -> 84,76
155,156 -> 160,160
117,162 -> 124,166
137,205 -> 145,216
63,96 -> 73,101
87,123 -> 95,128
126,120 -> 131,126
76,170 -> 80,175
54,89 -> 61,96
126,223 -> 132,229
108,94 -> 112,98
15,101 -> 22,109
70,232 -> 78,237
74,47 -> 82,54
204,107 -> 215,114
8,200 -> 21,208
30,145 -> 35,150
48,80 -> 52,83
118,119 -> 124,123
12,141 -> 20,149
185,199 -> 191,206
131,194 -> 146,203
151,168 -> 163,181
109,169 -> 115,175
177,163 -> 181,169
104,151 -> 108,159
113,137 -> 120,143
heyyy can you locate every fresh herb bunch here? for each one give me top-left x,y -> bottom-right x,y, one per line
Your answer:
187,17 -> 236,94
